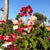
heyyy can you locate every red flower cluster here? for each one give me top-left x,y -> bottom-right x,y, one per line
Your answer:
21,7 -> 27,12
7,37 -> 13,42
1,26 -> 4,28
2,20 -> 6,23
12,34 -> 17,39
0,35 -> 4,40
0,20 -> 5,25
48,37 -> 50,40
0,34 -> 17,42
27,5 -> 33,15
19,5 -> 33,17
18,27 -> 23,33
6,43 -> 21,50
6,44 -> 18,50
7,34 -> 17,42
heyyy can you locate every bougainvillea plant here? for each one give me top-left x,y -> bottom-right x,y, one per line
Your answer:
0,5 -> 50,50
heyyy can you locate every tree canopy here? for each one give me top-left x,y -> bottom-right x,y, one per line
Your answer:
34,13 -> 47,23
48,20 -> 50,24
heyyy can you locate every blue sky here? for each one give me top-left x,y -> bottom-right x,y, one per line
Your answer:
0,0 -> 50,25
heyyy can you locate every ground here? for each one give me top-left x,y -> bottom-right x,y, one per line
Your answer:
46,26 -> 50,31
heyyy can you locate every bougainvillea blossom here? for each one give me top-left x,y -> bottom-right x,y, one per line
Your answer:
0,35 -> 4,40
13,25 -> 18,30
28,20 -> 33,25
19,5 -> 33,17
18,27 -> 23,33
12,19 -> 18,24
48,37 -> 50,40
12,34 -> 17,39
7,37 -> 13,42
20,17 -> 25,23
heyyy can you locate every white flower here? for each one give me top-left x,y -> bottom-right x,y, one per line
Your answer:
2,42 -> 12,47
13,25 -> 18,30
32,16 -> 37,21
0,48 -> 3,50
29,15 -> 34,20
29,15 -> 37,22
27,29 -> 30,33
20,17 -> 25,23
23,27 -> 28,31
23,28 -> 30,33
12,19 -> 18,24
28,20 -> 33,25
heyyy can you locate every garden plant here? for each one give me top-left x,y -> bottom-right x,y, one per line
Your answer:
0,5 -> 50,50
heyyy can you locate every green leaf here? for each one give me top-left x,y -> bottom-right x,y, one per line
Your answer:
0,30 -> 3,35
38,37 -> 48,50
23,40 -> 28,50
29,38 -> 36,50
32,35 -> 37,39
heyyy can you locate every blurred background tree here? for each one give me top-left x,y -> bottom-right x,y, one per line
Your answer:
34,13 -> 47,23
48,20 -> 50,24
